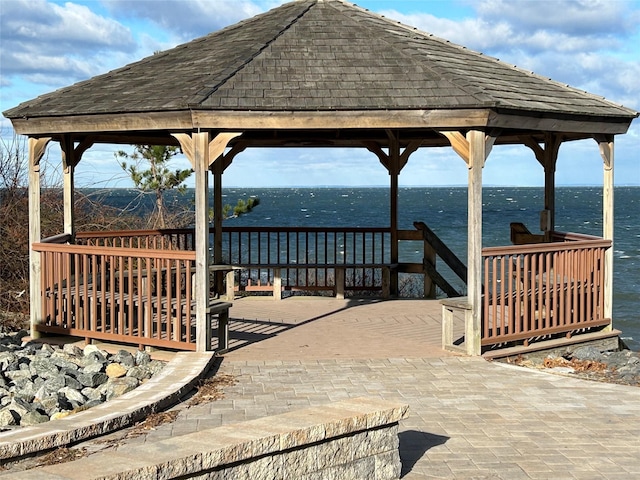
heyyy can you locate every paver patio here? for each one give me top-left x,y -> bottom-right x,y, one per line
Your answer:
104,298 -> 639,479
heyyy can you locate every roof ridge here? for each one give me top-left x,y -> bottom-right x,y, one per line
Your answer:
190,0 -> 316,106
326,0 -> 498,107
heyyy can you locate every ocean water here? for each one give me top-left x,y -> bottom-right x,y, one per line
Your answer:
96,186 -> 639,349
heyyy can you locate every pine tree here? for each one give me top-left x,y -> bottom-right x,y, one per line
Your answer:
116,145 -> 192,228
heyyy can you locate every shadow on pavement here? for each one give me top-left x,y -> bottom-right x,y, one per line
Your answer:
399,430 -> 449,477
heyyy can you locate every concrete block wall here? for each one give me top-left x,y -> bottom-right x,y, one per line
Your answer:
7,397 -> 409,480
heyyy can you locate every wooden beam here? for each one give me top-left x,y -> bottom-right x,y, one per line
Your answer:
440,131 -> 469,163
208,132 -> 243,168
75,137 -> 95,162
484,129 -> 499,158
9,108 -> 634,137
363,141 -> 389,170
172,133 -> 195,169
440,130 -> 497,167
520,135 -> 545,166
486,111 -> 633,134
28,137 -> 51,340
399,139 -> 422,171
222,141 -> 248,171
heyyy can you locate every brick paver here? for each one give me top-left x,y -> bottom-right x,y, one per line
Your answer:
66,299 -> 640,478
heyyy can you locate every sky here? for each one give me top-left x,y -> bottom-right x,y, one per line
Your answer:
1,0 -> 639,188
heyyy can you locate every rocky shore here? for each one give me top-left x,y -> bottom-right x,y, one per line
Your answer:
504,344 -> 640,387
0,331 -> 165,429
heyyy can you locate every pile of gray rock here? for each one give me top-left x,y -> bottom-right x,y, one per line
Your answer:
0,330 -> 165,429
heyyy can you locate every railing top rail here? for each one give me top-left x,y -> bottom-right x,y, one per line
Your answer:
482,234 -> 611,257
41,233 -> 72,244
76,228 -> 191,239
219,226 -> 392,233
33,242 -> 196,260
76,226 -> 393,238
551,231 -> 609,242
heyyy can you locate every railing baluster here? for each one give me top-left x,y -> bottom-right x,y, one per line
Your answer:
481,235 -> 611,347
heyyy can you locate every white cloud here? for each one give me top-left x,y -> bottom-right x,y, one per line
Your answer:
381,1 -> 640,112
381,9 -> 623,55
103,0 -> 269,40
473,0 -> 639,36
0,0 -> 135,85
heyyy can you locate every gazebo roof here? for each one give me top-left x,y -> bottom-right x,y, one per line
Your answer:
4,0 -> 637,138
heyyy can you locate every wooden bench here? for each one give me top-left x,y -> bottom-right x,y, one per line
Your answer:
240,263 -> 397,300
440,296 -> 472,354
45,283 -> 232,352
132,295 -> 232,351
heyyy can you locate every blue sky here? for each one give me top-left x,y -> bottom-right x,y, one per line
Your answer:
1,0 -> 639,188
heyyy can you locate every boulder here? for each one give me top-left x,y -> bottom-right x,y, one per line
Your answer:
114,350 -> 136,368
571,346 -> 604,362
77,372 -> 108,388
135,350 -> 151,366
59,386 -> 87,409
126,366 -> 152,381
106,377 -> 139,401
0,408 -> 18,426
106,363 -> 128,379
20,410 -> 50,426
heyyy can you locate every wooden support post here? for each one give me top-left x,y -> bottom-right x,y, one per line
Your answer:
60,135 -> 75,237
210,132 -> 242,298
596,135 -> 615,329
335,267 -> 345,300
366,134 -> 420,298
381,266 -> 391,298
212,159 -> 224,296
390,170 -> 399,296
28,137 -> 51,339
193,132 -> 211,352
387,132 -> 400,297
217,309 -> 229,352
423,243 -> 436,299
174,131 -> 242,350
273,268 -> 282,301
521,134 -> 561,241
466,130 -> 485,356
543,135 -> 560,241
441,130 -> 496,355
225,270 -> 235,301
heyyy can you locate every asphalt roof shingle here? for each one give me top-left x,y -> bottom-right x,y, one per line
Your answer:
4,0 -> 637,120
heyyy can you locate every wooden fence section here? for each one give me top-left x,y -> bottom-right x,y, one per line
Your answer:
76,229 -> 195,251
481,233 -> 611,347
76,227 -> 399,296
33,240 -> 197,351
221,226 -> 392,294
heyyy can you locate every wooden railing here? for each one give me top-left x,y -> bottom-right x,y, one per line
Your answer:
221,226 -> 392,294
481,232 -> 611,347
34,239 -> 197,350
77,227 -> 399,296
413,222 -> 466,297
76,229 -> 195,251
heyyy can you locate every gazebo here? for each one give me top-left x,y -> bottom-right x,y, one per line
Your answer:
4,0 -> 637,355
